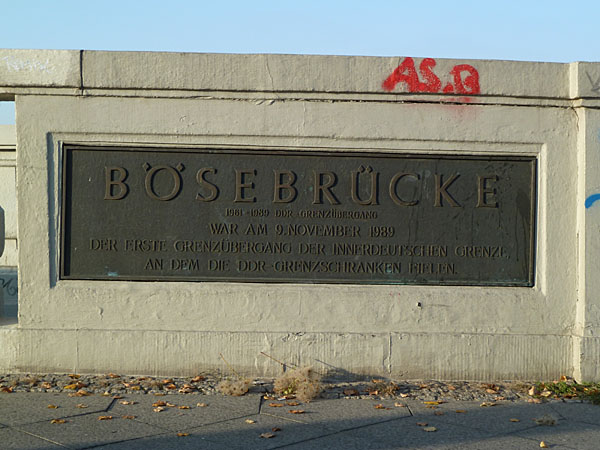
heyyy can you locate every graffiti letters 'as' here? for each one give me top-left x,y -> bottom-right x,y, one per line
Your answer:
382,57 -> 480,95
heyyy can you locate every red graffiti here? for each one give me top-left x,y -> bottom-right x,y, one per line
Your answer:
382,57 -> 480,95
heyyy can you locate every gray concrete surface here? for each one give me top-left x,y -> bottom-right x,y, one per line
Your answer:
0,392 -> 598,449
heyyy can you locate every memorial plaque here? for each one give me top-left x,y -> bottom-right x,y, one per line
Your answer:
60,146 -> 536,286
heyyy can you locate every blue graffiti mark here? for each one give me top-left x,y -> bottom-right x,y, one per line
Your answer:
586,194 -> 600,209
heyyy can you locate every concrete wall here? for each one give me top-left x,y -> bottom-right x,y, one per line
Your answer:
0,124 -> 17,319
0,50 -> 599,381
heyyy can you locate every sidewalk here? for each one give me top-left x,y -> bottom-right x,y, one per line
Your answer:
1,390 -> 600,449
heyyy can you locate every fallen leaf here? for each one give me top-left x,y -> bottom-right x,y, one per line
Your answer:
495,396 -> 506,401
40,382 -> 52,389
69,389 -> 92,397
137,377 -> 148,381
154,393 -> 165,396
162,378 -> 173,384
107,373 -> 120,378
75,404 -> 88,409
271,427 -> 281,432
286,401 -> 300,406
165,383 -> 177,390
510,418 -> 520,422
166,402 -> 176,408
394,402 -> 407,407
560,375 -> 567,382
119,400 -> 136,405
423,426 -> 437,432
289,409 -> 305,414
343,388 -> 359,396
374,404 -> 390,410
540,390 -> 552,398
197,402 -> 208,407
372,379 -> 384,383
269,403 -> 284,407
98,416 -> 113,420
424,401 -> 444,405
528,398 -> 543,404
65,382 -> 87,390
455,410 -> 467,414
191,375 -> 205,383
245,419 -> 256,424
528,386 -> 538,396
434,411 -> 444,416
447,385 -> 456,391
68,374 -> 81,379
122,415 -> 136,419
64,383 -> 78,390
399,393 -> 409,398
178,406 -> 191,410
416,422 -> 428,426
111,395 -> 123,399
540,441 -> 548,448
480,402 -> 497,407
152,401 -> 167,407
426,405 -> 438,409
153,407 -> 165,412
486,389 -> 498,394
47,405 -> 59,409
260,432 -> 276,439
534,415 -> 556,426
50,419 -> 66,424
130,385 -> 142,391
177,433 -> 189,437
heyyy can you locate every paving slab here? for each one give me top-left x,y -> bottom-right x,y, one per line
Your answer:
108,393 -> 261,431
548,400 -> 600,426
0,392 -> 114,426
515,420 -> 600,450
0,427 -> 65,449
17,412 -> 163,450
405,399 -> 560,435
260,398 -> 411,431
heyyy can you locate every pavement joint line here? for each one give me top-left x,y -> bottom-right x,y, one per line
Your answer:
104,397 -> 118,412
10,426 -> 70,448
77,431 -> 174,450
260,411 -> 311,424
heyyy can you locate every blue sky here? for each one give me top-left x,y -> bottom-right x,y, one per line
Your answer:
1,0 -> 598,123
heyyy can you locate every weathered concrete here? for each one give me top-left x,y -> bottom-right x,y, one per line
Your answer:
0,50 -> 599,380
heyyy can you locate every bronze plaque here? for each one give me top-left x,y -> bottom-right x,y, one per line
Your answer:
60,146 -> 536,286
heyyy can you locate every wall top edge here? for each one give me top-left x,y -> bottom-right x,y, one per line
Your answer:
0,49 -> 599,101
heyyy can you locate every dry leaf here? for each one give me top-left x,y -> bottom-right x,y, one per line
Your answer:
510,418 -> 520,422
540,441 -> 548,448
426,405 -> 438,409
153,407 -> 165,412
399,393 -> 409,398
447,385 -> 456,391
152,401 -> 167,407
65,382 -> 87,390
47,405 -> 59,409
423,401 -> 443,405
75,404 -> 87,409
416,422 -> 428,426
374,404 -> 390,410
177,433 -> 189,437
112,395 -> 123,399
50,419 -> 66,424
119,400 -> 135,405
69,389 -> 92,397
122,415 -> 136,419
40,382 -> 52,389
162,378 -> 173,384
107,373 -> 120,378
178,406 -> 191,410
165,383 -> 177,390
423,426 -> 437,432
166,402 -> 176,407
260,432 -> 275,439
130,385 -> 141,391
372,379 -> 384,383
197,402 -> 208,407
528,398 -> 543,404
455,410 -> 467,413
495,396 -> 506,401
245,419 -> 256,424
1,386 -> 14,393
343,388 -> 359,396
286,401 -> 300,406
269,403 -> 284,407
394,402 -> 407,407
98,416 -> 113,421
154,393 -> 165,396
540,390 -> 552,398
137,377 -> 148,381
560,375 -> 567,382
191,375 -> 205,383
486,389 -> 498,394
68,374 -> 80,379
480,402 -> 497,407
289,409 -> 305,414
528,386 -> 538,396
271,427 -> 281,432
434,411 -> 444,416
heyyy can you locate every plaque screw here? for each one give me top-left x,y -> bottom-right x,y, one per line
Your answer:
416,302 -> 422,308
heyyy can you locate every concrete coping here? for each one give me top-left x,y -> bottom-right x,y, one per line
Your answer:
0,49 -> 599,101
